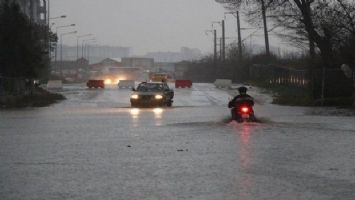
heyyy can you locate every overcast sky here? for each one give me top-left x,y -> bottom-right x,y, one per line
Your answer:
50,0 -> 275,55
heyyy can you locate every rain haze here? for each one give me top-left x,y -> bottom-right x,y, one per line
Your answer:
50,0 -> 263,55
2,0 -> 355,199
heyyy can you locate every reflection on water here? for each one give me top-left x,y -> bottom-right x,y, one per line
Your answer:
153,108 -> 163,126
130,108 -> 140,117
233,124 -> 254,200
129,108 -> 164,127
240,125 -> 251,169
240,124 -> 253,200
130,108 -> 140,127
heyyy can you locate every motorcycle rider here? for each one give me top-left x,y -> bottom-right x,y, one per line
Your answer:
228,86 -> 254,108
228,86 -> 255,121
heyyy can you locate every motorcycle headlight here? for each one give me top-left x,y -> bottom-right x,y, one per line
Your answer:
155,95 -> 163,100
131,94 -> 139,99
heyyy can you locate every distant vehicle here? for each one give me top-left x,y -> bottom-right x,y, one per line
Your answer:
150,73 -> 169,82
87,80 -> 105,89
118,80 -> 135,89
130,82 -> 174,107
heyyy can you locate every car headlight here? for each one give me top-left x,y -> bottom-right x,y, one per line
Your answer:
155,94 -> 163,100
131,94 -> 139,99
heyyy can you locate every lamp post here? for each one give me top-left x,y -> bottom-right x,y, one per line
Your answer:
55,24 -> 76,33
50,15 -> 66,20
47,16 -> 66,63
82,38 -> 96,59
46,0 -> 66,70
84,40 -> 97,64
60,31 -> 77,77
76,34 -> 94,61
54,24 -> 76,64
212,21 -> 225,61
205,29 -> 217,64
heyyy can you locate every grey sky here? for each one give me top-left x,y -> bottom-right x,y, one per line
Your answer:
51,0 -> 273,55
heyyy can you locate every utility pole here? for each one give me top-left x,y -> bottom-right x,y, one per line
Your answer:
220,38 -> 223,60
46,0 -> 50,69
225,11 -> 244,60
222,20 -> 225,61
261,0 -> 270,56
236,11 -> 242,61
214,29 -> 217,64
320,66 -> 326,106
205,29 -> 218,65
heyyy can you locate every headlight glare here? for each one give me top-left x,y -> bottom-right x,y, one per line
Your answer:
131,94 -> 139,99
155,95 -> 163,100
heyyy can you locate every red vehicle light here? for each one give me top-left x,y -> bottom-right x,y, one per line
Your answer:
241,106 -> 249,113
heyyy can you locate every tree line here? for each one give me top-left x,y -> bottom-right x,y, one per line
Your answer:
215,0 -> 355,69
0,0 -> 56,79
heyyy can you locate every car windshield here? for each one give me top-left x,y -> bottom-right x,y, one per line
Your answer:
136,83 -> 165,92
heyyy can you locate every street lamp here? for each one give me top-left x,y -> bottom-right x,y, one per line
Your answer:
50,15 -> 66,20
82,38 -> 96,59
60,31 -> 77,77
46,0 -> 66,25
76,34 -> 94,61
46,0 -> 68,67
212,20 -> 225,61
205,29 -> 217,64
84,40 -> 98,63
55,24 -> 76,33
54,24 -> 76,64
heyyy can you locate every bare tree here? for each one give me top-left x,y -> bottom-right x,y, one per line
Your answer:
217,0 -> 355,68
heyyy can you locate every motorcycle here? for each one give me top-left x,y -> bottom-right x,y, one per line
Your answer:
229,98 -> 256,123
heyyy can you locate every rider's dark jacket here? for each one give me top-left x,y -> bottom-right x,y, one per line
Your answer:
228,94 -> 254,108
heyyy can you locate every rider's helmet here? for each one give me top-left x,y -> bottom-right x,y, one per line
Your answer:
238,86 -> 247,95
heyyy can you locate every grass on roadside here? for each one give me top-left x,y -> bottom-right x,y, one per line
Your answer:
269,86 -> 314,106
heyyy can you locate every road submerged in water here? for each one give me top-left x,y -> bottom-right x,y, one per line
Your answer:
0,83 -> 354,200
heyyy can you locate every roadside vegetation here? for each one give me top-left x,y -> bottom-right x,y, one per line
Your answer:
0,87 -> 65,108
181,0 -> 355,107
0,0 -> 62,108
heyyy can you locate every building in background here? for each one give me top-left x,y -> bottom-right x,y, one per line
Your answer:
60,45 -> 130,64
51,58 -> 89,82
145,47 -> 202,62
89,58 -> 123,72
122,57 -> 154,72
154,62 -> 175,74
1,0 -> 47,24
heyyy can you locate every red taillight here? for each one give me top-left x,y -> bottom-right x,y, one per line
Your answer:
241,107 -> 249,113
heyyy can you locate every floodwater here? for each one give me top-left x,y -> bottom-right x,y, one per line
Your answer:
0,83 -> 354,200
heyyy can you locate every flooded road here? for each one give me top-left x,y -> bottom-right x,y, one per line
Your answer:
1,83 -> 355,200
